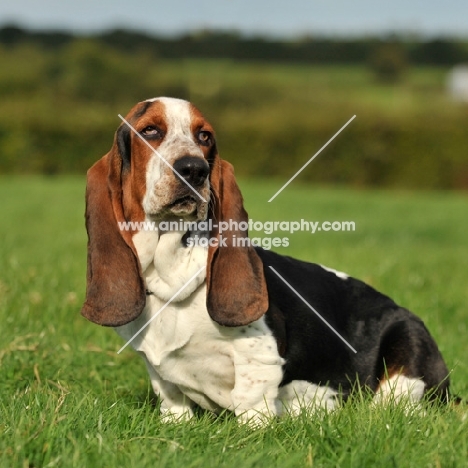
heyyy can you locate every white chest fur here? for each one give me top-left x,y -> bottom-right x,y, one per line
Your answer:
115,284 -> 286,422
114,228 -> 286,424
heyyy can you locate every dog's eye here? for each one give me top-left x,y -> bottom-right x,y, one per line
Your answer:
197,131 -> 212,146
141,126 -> 163,139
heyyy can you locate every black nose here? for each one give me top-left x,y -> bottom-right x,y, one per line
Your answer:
173,156 -> 210,187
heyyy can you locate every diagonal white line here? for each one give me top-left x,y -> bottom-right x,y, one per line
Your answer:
118,114 -> 207,203
117,265 -> 206,354
268,115 -> 356,202
268,266 -> 358,354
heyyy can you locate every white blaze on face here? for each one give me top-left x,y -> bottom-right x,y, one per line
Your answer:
155,97 -> 196,152
141,97 -> 206,216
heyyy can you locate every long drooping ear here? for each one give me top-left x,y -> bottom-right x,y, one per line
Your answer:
206,157 -> 268,327
81,143 -> 146,327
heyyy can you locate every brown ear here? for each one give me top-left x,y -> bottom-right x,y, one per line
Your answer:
81,149 -> 146,327
206,157 -> 268,326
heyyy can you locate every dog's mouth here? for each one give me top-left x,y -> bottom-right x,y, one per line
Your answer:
146,188 -> 209,221
168,194 -> 200,215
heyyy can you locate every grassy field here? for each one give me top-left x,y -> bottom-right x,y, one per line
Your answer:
0,176 -> 467,467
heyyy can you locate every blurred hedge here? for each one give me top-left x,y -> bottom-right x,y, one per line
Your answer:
0,34 -> 467,189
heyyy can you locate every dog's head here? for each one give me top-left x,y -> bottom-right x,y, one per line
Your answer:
81,97 -> 268,328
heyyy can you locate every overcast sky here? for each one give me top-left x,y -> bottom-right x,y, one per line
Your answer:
0,0 -> 467,37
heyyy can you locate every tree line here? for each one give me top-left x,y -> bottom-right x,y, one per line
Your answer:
1,24 -> 468,66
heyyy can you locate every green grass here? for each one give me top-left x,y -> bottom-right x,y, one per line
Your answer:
1,176 -> 467,467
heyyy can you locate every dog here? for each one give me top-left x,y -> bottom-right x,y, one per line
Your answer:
81,97 -> 451,425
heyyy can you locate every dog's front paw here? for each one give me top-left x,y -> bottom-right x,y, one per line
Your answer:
160,405 -> 194,423
236,407 -> 277,428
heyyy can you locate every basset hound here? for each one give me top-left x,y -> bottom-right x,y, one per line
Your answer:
81,97 -> 452,425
